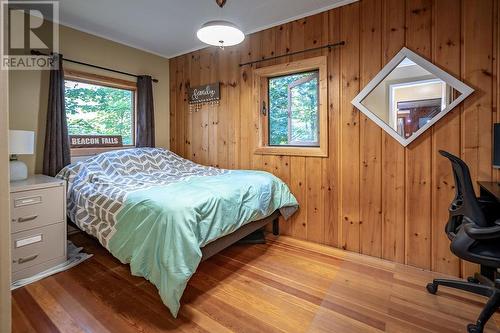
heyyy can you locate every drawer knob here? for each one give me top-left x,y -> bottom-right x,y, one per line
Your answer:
17,215 -> 38,223
13,254 -> 38,264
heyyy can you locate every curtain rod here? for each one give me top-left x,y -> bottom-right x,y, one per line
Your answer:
239,41 -> 345,67
30,50 -> 159,83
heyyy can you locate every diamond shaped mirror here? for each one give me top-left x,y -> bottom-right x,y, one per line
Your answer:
352,47 -> 474,146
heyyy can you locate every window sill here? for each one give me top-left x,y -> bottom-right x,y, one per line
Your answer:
70,146 -> 135,157
254,146 -> 327,157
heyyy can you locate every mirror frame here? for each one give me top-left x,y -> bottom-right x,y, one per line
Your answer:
351,47 -> 474,147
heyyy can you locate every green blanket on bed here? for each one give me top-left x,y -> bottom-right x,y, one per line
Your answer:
108,170 -> 297,317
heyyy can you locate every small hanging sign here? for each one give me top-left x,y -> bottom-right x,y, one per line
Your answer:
70,135 -> 123,148
188,83 -> 220,104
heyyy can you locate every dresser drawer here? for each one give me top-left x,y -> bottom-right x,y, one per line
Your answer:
11,185 -> 65,233
11,223 -> 66,274
12,256 -> 66,282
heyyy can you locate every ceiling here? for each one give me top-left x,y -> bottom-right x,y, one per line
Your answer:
58,0 -> 357,58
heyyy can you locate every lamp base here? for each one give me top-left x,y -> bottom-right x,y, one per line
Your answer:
10,160 -> 28,182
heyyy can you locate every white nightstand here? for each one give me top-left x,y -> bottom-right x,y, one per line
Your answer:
10,175 -> 67,282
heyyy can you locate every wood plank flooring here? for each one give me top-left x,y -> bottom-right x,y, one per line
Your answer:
12,233 -> 500,332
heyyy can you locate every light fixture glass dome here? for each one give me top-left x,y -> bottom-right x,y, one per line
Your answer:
197,20 -> 245,48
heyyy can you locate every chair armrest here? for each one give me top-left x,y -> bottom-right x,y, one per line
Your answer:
477,197 -> 496,205
463,219 -> 500,240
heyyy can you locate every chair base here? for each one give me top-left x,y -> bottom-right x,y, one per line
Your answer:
426,274 -> 500,333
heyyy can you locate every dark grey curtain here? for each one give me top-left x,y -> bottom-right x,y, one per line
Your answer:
136,75 -> 155,147
43,54 -> 71,176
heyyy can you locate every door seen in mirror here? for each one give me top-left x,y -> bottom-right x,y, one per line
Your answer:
360,57 -> 461,139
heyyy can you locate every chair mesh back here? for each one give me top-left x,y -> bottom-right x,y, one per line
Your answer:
439,150 -> 487,227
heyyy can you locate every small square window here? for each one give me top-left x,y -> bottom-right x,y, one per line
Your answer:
269,71 -> 319,147
253,56 -> 328,157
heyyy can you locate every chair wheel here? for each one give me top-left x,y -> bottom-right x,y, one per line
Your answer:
467,276 -> 479,284
467,323 -> 483,333
426,282 -> 438,294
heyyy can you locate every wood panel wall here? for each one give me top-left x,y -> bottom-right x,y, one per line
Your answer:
170,0 -> 499,277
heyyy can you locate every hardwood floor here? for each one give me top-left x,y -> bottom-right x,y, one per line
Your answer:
12,233 -> 500,333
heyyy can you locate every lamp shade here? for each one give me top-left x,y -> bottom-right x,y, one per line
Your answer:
9,130 -> 35,155
197,20 -> 245,48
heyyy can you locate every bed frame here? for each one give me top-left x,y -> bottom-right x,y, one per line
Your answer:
69,210 -> 281,262
200,210 -> 280,261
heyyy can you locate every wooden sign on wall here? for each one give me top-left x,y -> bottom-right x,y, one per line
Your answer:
70,135 -> 123,148
188,83 -> 220,104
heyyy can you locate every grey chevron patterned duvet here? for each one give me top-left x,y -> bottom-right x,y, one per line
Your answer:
57,148 -> 227,248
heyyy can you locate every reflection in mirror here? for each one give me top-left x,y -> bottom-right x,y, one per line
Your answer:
360,57 -> 461,139
352,47 -> 474,146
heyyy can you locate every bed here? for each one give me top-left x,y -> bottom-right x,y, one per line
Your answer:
57,148 -> 298,317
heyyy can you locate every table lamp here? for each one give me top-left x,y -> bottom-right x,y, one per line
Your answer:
9,130 -> 35,181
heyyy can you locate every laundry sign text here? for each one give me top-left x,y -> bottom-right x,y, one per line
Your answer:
188,83 -> 220,104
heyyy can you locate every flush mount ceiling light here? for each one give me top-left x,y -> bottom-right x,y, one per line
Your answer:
196,0 -> 245,49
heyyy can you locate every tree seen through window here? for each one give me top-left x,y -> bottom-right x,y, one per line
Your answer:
64,80 -> 134,145
268,71 -> 319,146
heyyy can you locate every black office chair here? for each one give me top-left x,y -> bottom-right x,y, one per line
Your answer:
426,150 -> 500,333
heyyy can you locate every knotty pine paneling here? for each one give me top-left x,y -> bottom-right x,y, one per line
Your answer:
359,0 -> 383,258
431,0 -> 462,276
170,0 -> 499,277
461,0 -> 495,277
405,0 -> 433,271
381,0 -> 406,264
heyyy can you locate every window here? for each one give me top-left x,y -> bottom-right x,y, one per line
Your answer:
269,71 -> 319,146
64,70 -> 136,153
254,56 -> 327,157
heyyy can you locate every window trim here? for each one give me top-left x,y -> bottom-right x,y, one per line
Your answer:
64,69 -> 137,156
253,56 -> 328,157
